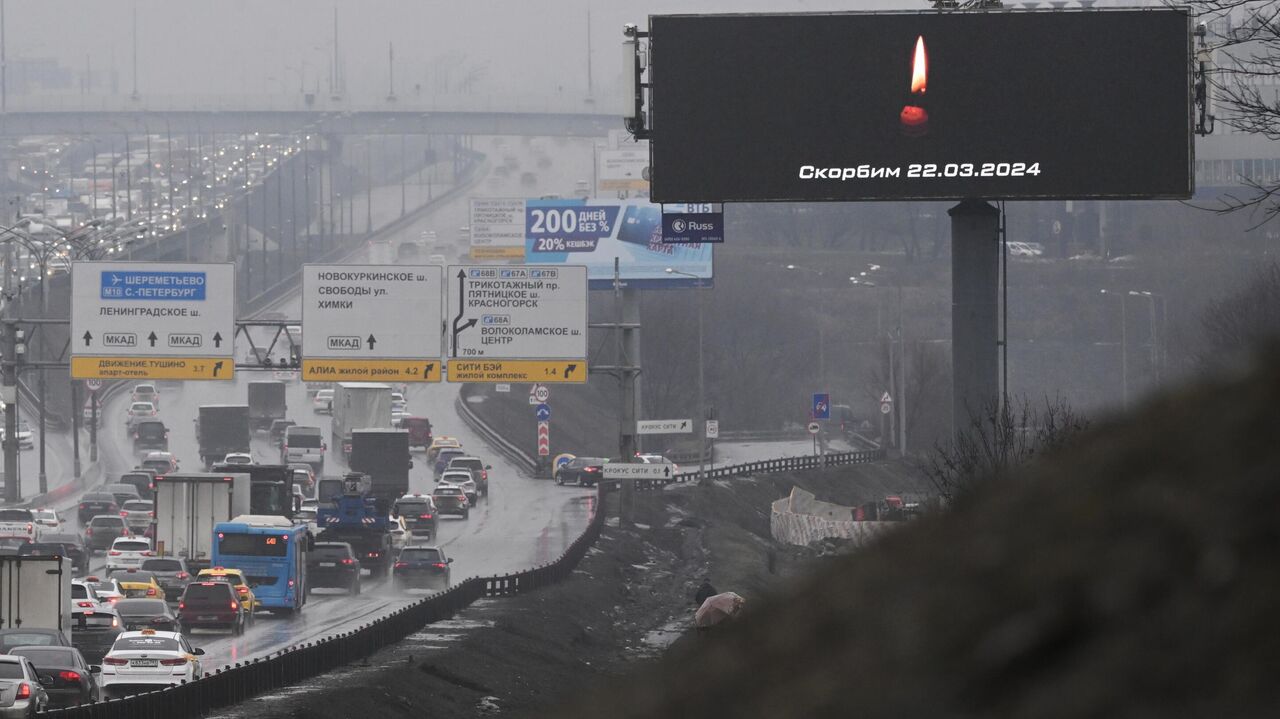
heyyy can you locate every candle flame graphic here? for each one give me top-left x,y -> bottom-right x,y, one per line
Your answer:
910,36 -> 927,95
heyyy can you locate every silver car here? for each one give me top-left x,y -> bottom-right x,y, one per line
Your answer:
0,654 -> 50,717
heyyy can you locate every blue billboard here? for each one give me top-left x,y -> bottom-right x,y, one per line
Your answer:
524,199 -> 713,289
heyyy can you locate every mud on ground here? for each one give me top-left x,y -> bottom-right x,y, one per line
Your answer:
215,462 -> 921,718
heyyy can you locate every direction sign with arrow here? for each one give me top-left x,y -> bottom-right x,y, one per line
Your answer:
636,419 -> 693,435
71,261 -> 236,381
535,403 -> 551,422
446,265 -> 587,383
301,264 -> 443,382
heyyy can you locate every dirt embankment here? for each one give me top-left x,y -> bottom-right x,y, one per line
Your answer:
217,460 -> 924,719
549,351 -> 1280,718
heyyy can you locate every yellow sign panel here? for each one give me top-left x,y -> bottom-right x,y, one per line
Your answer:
446,360 -> 586,384
302,359 -> 442,383
469,246 -> 526,260
72,356 -> 234,381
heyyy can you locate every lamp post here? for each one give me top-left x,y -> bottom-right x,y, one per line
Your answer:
1100,289 -> 1129,410
785,264 -> 827,389
851,263 -> 906,452
666,267 -> 707,482
1129,290 -> 1165,384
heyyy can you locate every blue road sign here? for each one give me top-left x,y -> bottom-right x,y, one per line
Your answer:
812,393 -> 831,420
535,403 -> 552,421
100,271 -> 207,301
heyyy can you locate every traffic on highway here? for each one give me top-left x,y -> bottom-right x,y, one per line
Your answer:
0,136 -> 601,707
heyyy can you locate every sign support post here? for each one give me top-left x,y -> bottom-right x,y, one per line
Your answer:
950,200 -> 1000,439
2,320 -> 17,504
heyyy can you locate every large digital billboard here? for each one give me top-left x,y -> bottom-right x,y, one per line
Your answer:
648,9 -> 1192,202
523,199 -> 713,289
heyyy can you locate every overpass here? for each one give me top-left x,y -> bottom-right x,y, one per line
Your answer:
0,92 -> 620,137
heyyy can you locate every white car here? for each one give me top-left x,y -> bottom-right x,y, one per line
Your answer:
13,421 -> 33,450
106,537 -> 153,574
387,515 -> 409,550
221,453 -> 253,466
31,508 -> 60,529
426,253 -> 447,265
125,402 -> 157,427
438,470 -> 478,505
313,389 -> 334,414
99,629 -> 204,698
84,575 -> 124,604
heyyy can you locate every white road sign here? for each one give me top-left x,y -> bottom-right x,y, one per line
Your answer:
602,463 -> 674,480
637,419 -> 693,435
469,198 -> 528,260
71,262 -> 235,380
448,265 -> 587,361
301,264 -> 444,382
807,421 -> 821,435
705,419 -> 719,439
597,149 -> 650,192
532,384 -> 551,403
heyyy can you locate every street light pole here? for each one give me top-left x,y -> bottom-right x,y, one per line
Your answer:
1101,289 -> 1128,410
666,268 -> 705,481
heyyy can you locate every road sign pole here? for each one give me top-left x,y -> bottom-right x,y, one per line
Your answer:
89,390 -> 98,463
2,320 -> 17,503
36,368 -> 45,494
70,380 -> 81,479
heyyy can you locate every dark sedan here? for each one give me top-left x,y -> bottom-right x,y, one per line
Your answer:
18,540 -> 90,575
391,546 -> 452,591
113,599 -> 181,633
35,534 -> 90,574
139,557 -> 191,602
9,646 -> 100,707
554,457 -> 608,487
76,493 -> 119,525
0,628 -> 70,653
71,606 -> 125,664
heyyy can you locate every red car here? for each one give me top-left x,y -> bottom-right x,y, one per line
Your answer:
400,417 -> 433,449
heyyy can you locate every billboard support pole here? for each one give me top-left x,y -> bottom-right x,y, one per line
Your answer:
949,200 -> 1000,438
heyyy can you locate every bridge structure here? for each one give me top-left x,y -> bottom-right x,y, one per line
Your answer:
0,93 -> 619,137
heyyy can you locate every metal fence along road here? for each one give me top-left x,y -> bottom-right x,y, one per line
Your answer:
41,491 -> 605,718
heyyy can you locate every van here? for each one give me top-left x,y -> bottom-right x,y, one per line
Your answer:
282,425 -> 325,470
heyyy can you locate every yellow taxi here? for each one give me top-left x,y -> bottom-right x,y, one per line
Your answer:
115,568 -> 164,599
196,567 -> 259,613
427,436 -> 461,462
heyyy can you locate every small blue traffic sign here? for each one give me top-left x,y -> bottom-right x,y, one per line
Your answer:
535,403 -> 552,421
812,393 -> 831,420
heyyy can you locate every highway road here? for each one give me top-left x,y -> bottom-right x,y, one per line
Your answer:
56,134 -> 600,672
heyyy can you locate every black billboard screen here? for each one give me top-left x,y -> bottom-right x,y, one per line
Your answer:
648,9 -> 1192,202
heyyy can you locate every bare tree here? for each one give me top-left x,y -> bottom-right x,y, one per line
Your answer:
921,395 -> 1090,501
1198,260 -> 1280,363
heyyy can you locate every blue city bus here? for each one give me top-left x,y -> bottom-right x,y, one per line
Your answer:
211,515 -> 309,615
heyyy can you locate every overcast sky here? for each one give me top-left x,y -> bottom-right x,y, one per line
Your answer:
3,0 -> 1158,101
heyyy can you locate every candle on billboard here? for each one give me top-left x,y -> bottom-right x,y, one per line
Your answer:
899,35 -> 929,137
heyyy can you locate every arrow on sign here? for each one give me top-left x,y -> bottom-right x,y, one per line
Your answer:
565,363 -> 578,381
664,465 -> 671,478
147,332 -> 158,347
680,420 -> 688,430
366,334 -> 377,351
450,269 -> 477,358
82,331 -> 93,346
213,332 -> 223,348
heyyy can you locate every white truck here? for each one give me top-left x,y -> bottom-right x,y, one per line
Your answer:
331,383 -> 392,460
0,556 -> 73,642
153,472 -> 251,572
0,508 -> 42,545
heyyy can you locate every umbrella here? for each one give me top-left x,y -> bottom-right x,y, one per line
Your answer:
695,592 -> 745,629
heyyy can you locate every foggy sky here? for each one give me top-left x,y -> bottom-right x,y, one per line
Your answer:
4,0 -> 1157,102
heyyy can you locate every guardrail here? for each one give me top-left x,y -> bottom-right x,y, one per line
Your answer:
597,448 -> 888,493
42,485 -> 606,718
454,386 -> 539,476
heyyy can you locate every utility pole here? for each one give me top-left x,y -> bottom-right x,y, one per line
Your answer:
1,0 -> 7,115
89,389 -> 97,462
130,3 -> 139,100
